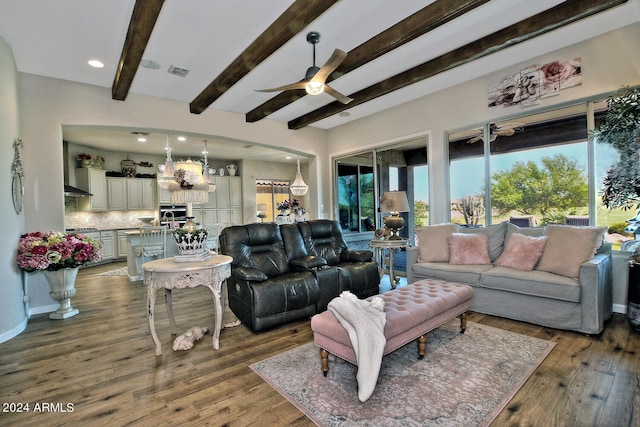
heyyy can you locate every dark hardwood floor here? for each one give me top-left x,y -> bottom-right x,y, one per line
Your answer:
0,261 -> 638,426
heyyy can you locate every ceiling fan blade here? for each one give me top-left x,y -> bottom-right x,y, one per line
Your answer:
255,81 -> 307,93
466,135 -> 483,144
324,84 -> 353,104
310,49 -> 347,83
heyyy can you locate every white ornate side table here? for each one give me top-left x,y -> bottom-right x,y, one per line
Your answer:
369,239 -> 408,289
142,254 -> 233,356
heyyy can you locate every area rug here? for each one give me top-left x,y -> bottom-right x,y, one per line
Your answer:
97,267 -> 128,276
250,320 -> 554,427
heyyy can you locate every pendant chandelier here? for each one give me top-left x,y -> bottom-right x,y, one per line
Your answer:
156,136 -> 216,206
290,157 -> 308,196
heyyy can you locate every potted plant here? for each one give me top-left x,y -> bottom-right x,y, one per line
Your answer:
593,85 -> 640,210
17,231 -> 102,319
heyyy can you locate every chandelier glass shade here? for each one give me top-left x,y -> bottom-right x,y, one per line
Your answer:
156,137 -> 216,206
290,157 -> 309,196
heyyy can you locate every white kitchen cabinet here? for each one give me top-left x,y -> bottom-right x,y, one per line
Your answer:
75,168 -> 107,212
100,230 -> 115,260
117,230 -> 129,258
107,177 -> 156,211
127,178 -> 156,210
192,176 -> 242,227
158,184 -> 173,204
107,177 -> 127,210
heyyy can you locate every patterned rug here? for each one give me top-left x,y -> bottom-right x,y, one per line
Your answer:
250,320 -> 554,427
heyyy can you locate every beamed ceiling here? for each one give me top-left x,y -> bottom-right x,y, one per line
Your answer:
0,0 -> 639,157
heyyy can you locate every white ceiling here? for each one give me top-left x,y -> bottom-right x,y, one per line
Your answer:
1,0 -> 638,160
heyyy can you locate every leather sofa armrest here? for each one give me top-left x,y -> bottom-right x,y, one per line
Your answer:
291,256 -> 328,270
232,266 -> 268,282
341,249 -> 373,262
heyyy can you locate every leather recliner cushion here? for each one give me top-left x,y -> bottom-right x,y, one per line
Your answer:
222,223 -> 290,277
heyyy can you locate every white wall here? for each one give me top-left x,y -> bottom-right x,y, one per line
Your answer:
0,37 -> 27,342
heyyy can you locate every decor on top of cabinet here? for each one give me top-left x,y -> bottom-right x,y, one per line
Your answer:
226,164 -> 237,176
121,156 -> 137,177
77,153 -> 104,169
17,231 -> 102,319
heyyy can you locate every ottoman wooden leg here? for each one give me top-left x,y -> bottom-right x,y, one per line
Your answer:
417,334 -> 427,359
320,348 -> 329,377
460,312 -> 468,334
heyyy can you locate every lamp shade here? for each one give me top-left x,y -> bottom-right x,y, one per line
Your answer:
380,191 -> 410,213
257,204 -> 267,211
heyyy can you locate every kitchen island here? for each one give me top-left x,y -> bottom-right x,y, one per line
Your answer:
126,230 -> 179,281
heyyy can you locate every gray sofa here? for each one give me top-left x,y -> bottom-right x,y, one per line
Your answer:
406,221 -> 612,334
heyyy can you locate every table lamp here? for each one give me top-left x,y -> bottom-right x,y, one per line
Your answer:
380,191 -> 410,240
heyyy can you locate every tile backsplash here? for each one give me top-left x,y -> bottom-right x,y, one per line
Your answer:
65,210 -> 157,230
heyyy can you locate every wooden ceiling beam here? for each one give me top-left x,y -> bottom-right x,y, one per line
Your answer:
288,0 -> 628,130
112,0 -> 165,101
245,0 -> 490,123
189,0 -> 339,114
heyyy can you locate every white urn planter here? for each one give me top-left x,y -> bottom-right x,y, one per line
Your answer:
43,267 -> 80,319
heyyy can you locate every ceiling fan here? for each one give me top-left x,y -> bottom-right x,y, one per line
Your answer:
466,122 -> 524,144
256,32 -> 353,104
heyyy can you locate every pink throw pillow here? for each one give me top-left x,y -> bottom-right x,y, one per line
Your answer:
495,233 -> 548,271
448,233 -> 491,265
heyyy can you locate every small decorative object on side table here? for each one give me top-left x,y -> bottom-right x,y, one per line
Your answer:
369,238 -> 408,289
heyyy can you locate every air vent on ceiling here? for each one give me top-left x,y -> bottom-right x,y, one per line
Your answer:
167,65 -> 190,77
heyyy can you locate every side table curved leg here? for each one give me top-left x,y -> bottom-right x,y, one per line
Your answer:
164,289 -> 177,335
147,286 -> 162,356
205,284 -> 222,350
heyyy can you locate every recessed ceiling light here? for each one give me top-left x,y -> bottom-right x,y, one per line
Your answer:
338,111 -> 351,117
177,136 -> 186,142
88,59 -> 104,68
285,156 -> 293,160
137,137 -> 147,142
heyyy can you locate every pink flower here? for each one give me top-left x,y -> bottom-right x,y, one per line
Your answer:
16,231 -> 103,272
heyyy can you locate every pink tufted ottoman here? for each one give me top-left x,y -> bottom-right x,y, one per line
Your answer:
310,279 -> 474,375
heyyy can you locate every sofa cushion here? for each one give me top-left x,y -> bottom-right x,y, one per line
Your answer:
495,233 -> 548,271
416,223 -> 459,262
412,261 -> 492,284
459,221 -> 507,261
480,266 -> 580,302
505,222 -> 544,239
448,233 -> 491,265
536,225 -> 606,278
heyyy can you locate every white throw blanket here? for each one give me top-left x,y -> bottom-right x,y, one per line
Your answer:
327,291 -> 386,402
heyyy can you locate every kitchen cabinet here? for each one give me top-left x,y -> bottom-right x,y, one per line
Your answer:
127,178 -> 155,210
194,176 -> 242,228
117,230 -> 129,258
107,178 -> 127,210
100,230 -> 115,260
107,177 -> 156,211
158,185 -> 173,205
75,168 -> 107,212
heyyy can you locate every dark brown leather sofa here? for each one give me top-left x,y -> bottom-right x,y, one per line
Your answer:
219,220 -> 380,331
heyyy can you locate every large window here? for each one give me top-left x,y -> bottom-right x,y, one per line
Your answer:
334,138 -> 428,240
447,101 -> 633,247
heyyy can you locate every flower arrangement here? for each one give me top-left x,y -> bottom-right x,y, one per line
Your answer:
174,168 -> 201,188
17,231 -> 102,272
276,199 -> 300,212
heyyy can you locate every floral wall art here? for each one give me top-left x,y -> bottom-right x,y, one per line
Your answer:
488,58 -> 581,108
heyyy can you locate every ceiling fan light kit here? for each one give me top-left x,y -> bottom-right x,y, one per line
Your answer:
257,31 -> 353,104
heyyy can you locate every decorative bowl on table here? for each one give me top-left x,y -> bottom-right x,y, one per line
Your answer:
172,228 -> 208,255
138,217 -> 155,226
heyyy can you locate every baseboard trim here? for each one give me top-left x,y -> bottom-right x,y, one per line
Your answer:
612,303 -> 627,314
29,303 -> 59,316
0,316 -> 28,344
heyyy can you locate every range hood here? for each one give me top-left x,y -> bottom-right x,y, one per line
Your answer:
64,185 -> 93,197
